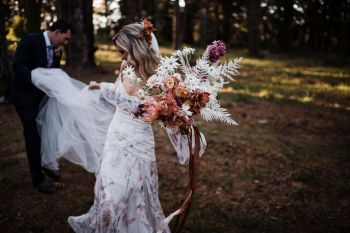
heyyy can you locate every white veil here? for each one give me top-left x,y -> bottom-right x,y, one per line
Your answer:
32,33 -> 161,173
33,69 -> 114,172
151,33 -> 160,57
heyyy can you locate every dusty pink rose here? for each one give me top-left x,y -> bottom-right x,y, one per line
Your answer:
156,100 -> 168,115
143,106 -> 159,122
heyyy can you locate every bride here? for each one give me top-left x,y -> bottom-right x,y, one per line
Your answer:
31,21 -> 205,232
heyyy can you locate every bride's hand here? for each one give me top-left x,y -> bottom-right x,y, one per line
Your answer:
89,81 -> 101,90
114,69 -> 120,76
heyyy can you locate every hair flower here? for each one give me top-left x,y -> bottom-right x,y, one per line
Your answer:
141,19 -> 155,46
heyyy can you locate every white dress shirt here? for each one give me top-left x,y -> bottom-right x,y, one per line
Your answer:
43,31 -> 54,67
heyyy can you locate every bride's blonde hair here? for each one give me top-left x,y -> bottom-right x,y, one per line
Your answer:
113,23 -> 160,80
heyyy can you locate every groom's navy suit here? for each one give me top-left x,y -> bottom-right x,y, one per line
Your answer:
11,32 -> 61,187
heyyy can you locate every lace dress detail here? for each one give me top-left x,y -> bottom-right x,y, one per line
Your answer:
68,78 -> 170,233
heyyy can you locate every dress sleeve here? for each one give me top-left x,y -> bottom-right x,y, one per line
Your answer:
99,80 -> 119,107
166,126 -> 207,165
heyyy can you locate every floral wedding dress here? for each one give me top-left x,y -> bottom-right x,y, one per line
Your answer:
67,77 -> 171,233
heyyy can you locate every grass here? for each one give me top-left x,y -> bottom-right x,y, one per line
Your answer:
0,46 -> 350,232
222,54 -> 350,110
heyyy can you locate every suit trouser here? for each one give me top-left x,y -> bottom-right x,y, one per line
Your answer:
14,105 -> 45,187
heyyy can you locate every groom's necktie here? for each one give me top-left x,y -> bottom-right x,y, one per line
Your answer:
46,45 -> 54,67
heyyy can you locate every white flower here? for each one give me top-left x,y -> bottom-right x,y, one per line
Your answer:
159,56 -> 179,74
196,59 -> 209,69
173,50 -> 182,57
184,73 -> 200,90
181,103 -> 193,117
156,67 -> 168,76
122,66 -> 142,83
137,89 -> 146,99
172,72 -> 182,81
182,47 -> 195,56
207,65 -> 221,79
122,66 -> 135,78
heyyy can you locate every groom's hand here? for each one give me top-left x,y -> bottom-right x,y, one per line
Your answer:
89,81 -> 101,90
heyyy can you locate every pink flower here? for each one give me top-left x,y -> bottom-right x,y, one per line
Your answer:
207,40 -> 226,62
146,98 -> 158,106
156,100 -> 168,115
174,107 -> 184,117
147,75 -> 158,85
143,106 -> 159,122
160,92 -> 176,107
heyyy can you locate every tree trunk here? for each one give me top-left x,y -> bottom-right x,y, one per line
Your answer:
18,0 -> 42,33
339,0 -> 350,56
247,0 -> 262,57
119,0 -> 140,25
221,0 -> 234,44
154,0 -> 171,43
200,0 -> 208,46
82,0 -> 95,66
183,1 -> 197,44
59,0 -> 95,67
0,0 -> 11,99
172,0 -> 183,49
277,0 -> 293,51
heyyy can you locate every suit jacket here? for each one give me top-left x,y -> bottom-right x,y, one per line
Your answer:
10,32 -> 61,112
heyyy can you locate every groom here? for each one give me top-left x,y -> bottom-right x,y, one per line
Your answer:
11,19 -> 72,193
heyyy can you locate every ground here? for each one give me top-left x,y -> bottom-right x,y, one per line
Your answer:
0,47 -> 349,233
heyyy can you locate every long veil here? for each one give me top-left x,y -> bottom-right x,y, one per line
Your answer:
32,33 -> 161,173
33,69 -> 114,172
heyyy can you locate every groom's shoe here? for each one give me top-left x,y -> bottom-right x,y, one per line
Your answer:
36,180 -> 57,193
42,167 -> 61,180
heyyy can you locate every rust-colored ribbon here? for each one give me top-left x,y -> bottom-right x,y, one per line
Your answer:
171,126 -> 201,233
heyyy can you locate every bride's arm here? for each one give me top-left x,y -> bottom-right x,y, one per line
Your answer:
89,81 -> 101,90
120,60 -> 142,96
89,63 -> 124,106
89,60 -> 128,90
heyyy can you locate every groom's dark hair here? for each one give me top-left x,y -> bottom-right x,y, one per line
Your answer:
49,19 -> 74,33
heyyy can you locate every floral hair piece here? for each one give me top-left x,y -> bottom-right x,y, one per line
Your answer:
141,19 -> 155,46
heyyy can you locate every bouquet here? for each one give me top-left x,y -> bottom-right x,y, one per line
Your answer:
130,40 -> 242,134
124,41 -> 242,232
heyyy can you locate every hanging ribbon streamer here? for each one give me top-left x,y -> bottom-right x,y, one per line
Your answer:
157,126 -> 201,233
